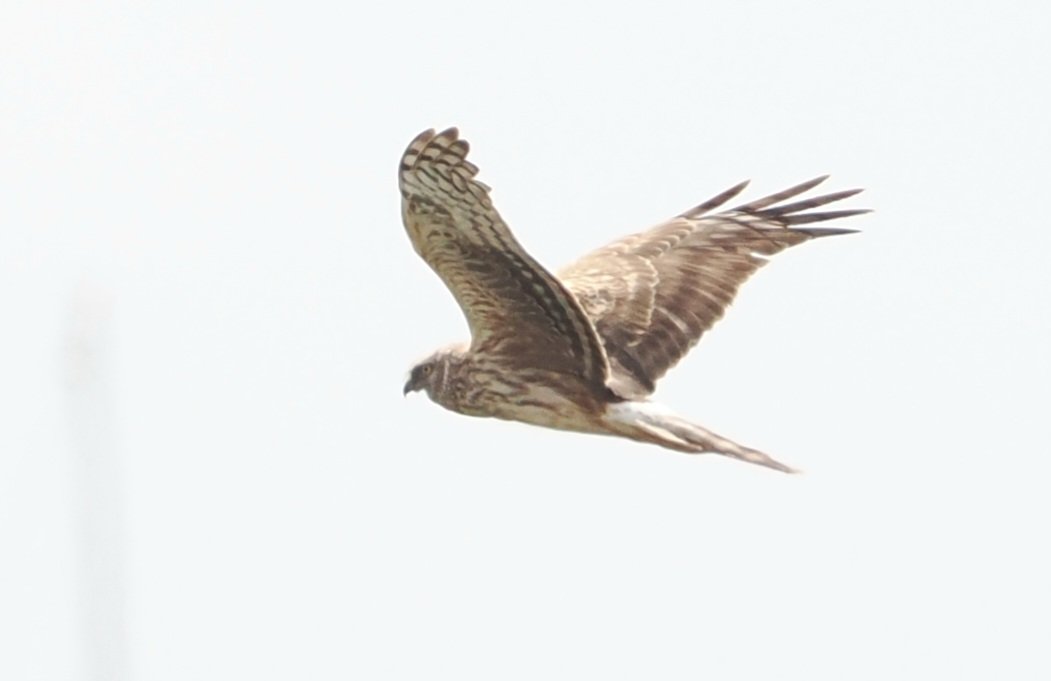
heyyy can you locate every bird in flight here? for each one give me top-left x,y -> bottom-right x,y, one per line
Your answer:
400,128 -> 866,472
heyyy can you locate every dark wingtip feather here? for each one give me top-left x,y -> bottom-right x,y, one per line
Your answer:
735,175 -> 831,212
783,209 -> 872,226
797,226 -> 861,238
679,180 -> 751,218
755,188 -> 866,218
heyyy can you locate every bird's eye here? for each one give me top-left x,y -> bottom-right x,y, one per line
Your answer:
422,365 -> 432,374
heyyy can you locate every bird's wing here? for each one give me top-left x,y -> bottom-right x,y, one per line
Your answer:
400,128 -> 609,387
559,177 -> 868,395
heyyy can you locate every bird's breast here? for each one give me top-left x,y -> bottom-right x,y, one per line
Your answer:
441,364 -> 609,434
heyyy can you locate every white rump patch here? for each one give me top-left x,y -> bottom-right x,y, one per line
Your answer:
605,399 -> 677,424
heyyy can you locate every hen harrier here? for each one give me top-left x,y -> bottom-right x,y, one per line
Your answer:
400,128 -> 866,472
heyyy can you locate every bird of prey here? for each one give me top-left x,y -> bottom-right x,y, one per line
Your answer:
400,128 -> 866,472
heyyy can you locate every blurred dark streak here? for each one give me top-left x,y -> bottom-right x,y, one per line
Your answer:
64,283 -> 127,681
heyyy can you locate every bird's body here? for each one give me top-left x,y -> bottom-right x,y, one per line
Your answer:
409,345 -> 615,430
400,127 -> 867,472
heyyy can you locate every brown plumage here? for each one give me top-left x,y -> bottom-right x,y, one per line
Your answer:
400,127 -> 868,472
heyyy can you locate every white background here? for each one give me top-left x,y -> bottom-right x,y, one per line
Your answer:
3,2 -> 1050,679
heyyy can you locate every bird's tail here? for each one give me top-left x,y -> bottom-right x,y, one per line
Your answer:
603,402 -> 798,474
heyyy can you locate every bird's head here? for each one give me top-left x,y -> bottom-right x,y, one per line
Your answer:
403,356 -> 441,397
403,344 -> 466,399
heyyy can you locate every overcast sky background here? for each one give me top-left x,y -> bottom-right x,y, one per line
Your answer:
3,2 -> 1050,680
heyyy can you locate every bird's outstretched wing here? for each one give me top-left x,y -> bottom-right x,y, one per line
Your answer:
400,128 -> 609,387
559,177 -> 868,396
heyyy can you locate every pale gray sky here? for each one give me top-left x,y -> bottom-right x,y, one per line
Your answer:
3,2 -> 1050,680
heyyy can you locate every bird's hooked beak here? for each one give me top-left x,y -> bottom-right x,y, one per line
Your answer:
403,374 -> 418,396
